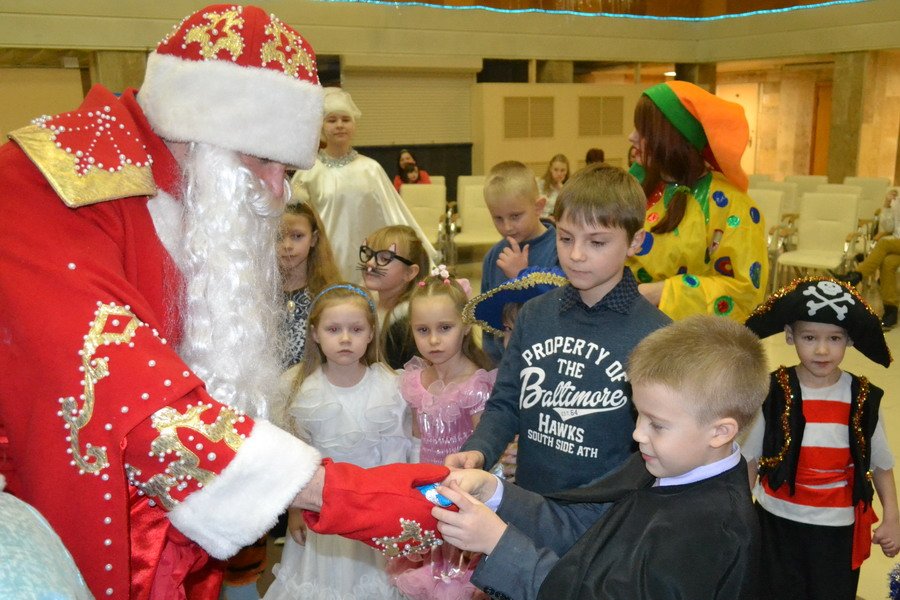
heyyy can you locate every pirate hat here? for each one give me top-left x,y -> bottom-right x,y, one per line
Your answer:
463,266 -> 568,336
745,276 -> 891,368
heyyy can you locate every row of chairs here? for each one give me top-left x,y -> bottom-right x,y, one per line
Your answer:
402,172 -> 895,284
754,176 -> 898,291
399,175 -> 493,267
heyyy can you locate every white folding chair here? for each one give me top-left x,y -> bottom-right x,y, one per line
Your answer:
453,184 -> 498,250
753,180 -> 800,216
784,175 -> 829,200
748,173 -> 773,187
400,184 -> 447,247
775,192 -> 860,287
749,187 -> 785,293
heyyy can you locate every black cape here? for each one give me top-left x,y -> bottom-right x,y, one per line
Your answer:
537,453 -> 761,600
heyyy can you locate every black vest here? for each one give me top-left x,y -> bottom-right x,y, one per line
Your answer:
758,366 -> 882,507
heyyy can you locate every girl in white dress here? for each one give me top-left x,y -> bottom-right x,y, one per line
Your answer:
265,284 -> 411,600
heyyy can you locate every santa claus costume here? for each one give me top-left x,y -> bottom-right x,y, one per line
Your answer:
0,5 -> 327,599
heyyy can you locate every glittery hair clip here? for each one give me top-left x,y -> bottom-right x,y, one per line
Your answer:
312,283 -> 376,314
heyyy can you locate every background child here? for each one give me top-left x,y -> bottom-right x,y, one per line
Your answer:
432,315 -> 768,600
391,266 -> 496,600
279,202 -> 340,368
480,160 -> 559,364
536,153 -> 569,218
361,224 -> 429,369
743,276 -> 900,600
265,284 -> 411,600
446,164 -> 670,495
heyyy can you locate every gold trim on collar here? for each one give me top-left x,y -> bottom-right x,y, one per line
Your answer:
9,124 -> 156,208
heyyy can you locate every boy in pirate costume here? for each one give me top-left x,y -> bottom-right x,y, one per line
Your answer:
744,276 -> 900,600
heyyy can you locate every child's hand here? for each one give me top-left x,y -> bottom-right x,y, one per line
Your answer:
444,450 -> 485,469
288,507 -> 308,546
873,516 -> 900,558
441,468 -> 498,502
432,482 -> 507,555
497,237 -> 530,279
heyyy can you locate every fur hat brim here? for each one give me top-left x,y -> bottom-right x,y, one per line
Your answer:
138,52 -> 324,169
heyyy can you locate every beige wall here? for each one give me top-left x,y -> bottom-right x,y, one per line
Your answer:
472,83 -> 645,175
0,1 -> 897,182
858,50 -> 900,180
0,68 -> 83,138
1,1 -> 897,62
719,68 -> 827,179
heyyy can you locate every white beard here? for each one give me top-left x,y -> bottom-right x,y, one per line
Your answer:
147,143 -> 287,421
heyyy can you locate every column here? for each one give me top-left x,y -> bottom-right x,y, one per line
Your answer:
674,62 -> 717,92
88,51 -> 147,94
827,51 -> 870,183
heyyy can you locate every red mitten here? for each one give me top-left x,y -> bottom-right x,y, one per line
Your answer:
303,459 -> 454,559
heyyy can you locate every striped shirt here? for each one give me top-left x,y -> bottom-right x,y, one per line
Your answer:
743,371 -> 893,526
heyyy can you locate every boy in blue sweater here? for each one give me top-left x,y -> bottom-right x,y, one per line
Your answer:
480,161 -> 559,364
447,164 -> 671,494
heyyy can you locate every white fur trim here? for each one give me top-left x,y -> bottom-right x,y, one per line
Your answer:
147,191 -> 185,267
138,53 -> 324,169
168,420 -> 320,559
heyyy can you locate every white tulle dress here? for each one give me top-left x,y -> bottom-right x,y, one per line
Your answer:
264,363 -> 412,600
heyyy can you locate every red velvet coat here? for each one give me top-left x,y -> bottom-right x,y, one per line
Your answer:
0,86 -> 320,599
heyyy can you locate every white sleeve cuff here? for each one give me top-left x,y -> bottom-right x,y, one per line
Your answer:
484,475 -> 505,512
168,420 -> 320,559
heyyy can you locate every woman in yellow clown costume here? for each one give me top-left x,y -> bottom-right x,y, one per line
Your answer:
626,81 -> 768,322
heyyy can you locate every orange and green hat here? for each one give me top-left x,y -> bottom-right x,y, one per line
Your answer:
643,81 -> 750,192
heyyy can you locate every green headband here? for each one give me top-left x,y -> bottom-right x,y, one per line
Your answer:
643,83 -> 708,151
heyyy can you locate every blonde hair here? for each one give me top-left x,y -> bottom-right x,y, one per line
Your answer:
365,225 -> 429,354
628,315 -> 769,430
484,161 -> 540,205
539,154 -> 570,192
553,163 -> 646,239
290,284 -> 379,395
283,202 -> 340,296
410,274 -> 492,371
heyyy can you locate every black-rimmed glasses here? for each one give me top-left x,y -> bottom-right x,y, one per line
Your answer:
359,245 -> 414,267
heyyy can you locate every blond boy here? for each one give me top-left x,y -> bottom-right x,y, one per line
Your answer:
743,277 -> 899,599
480,161 -> 559,363
435,316 -> 767,600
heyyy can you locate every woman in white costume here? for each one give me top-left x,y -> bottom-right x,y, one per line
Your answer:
292,88 -> 436,283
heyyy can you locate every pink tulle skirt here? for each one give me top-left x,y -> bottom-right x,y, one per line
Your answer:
388,545 -> 486,600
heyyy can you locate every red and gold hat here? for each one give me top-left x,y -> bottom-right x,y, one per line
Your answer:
138,4 -> 323,169
643,81 -> 750,192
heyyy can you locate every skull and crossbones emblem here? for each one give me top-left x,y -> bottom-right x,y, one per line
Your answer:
802,281 -> 855,321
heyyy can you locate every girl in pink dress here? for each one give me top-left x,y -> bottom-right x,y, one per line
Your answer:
392,266 -> 496,599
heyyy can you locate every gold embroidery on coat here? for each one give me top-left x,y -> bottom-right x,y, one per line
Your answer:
61,304 -> 141,474
9,125 -> 156,207
133,404 -> 245,509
